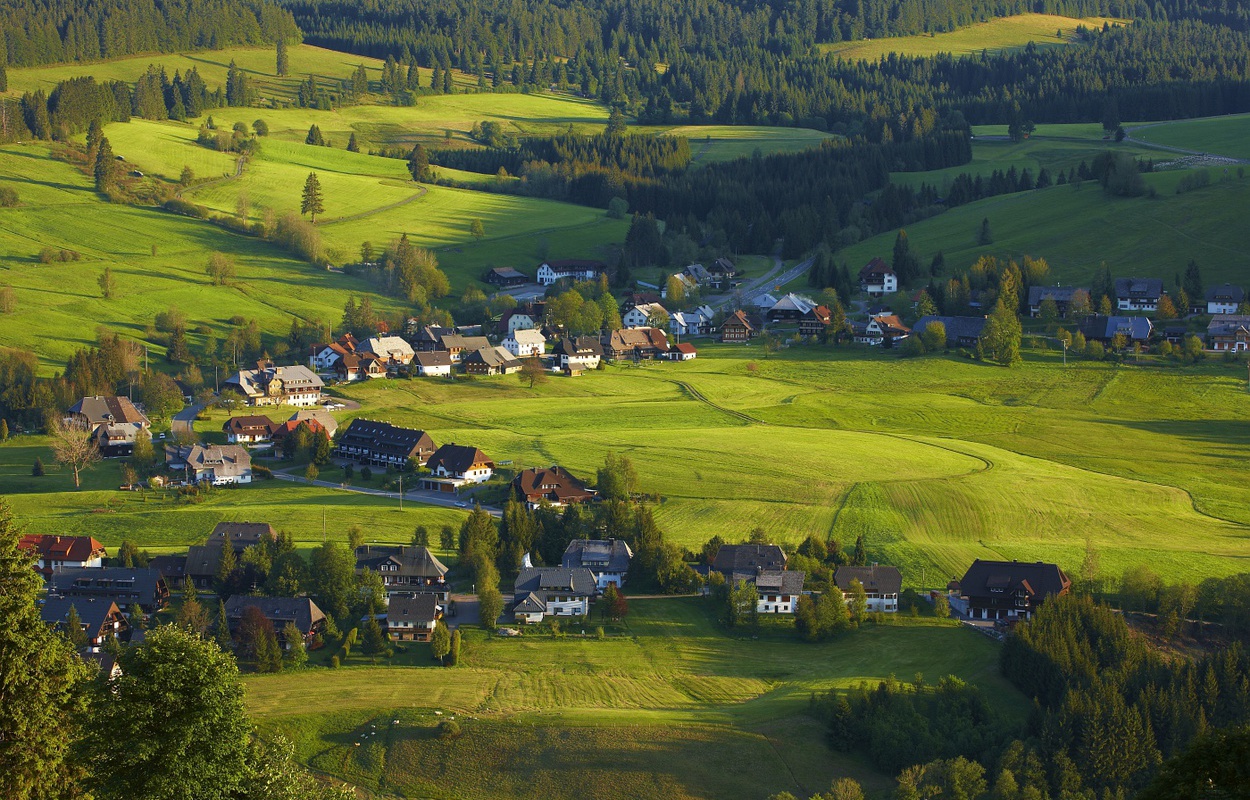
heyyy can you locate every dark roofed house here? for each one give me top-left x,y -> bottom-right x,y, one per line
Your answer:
210,521 -> 277,552
413,350 -> 454,377
222,415 -> 275,444
720,310 -> 755,342
766,293 -> 816,323
484,266 -> 530,287
512,567 -> 599,622
603,327 -> 669,361
711,544 -> 787,584
335,419 -> 436,468
68,395 -> 151,430
462,346 -> 523,376
1027,286 -> 1089,317
562,539 -> 633,588
1077,315 -> 1152,344
41,597 -> 129,650
1206,283 -> 1246,315
93,422 -> 147,458
1114,277 -> 1164,312
914,315 -> 988,348
858,257 -> 897,297
422,443 -> 494,491
1207,314 -> 1250,352
355,545 -> 450,600
799,305 -> 832,337
224,596 -> 326,646
185,543 -> 224,590
386,594 -> 442,641
556,337 -> 603,373
954,559 -> 1071,621
834,565 -> 902,613
536,259 -> 607,286
513,466 -> 598,509
148,554 -> 187,585
753,570 -> 805,614
49,567 -> 170,613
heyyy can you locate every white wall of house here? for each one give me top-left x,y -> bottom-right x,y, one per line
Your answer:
1118,298 -> 1158,312
504,333 -> 545,357
418,364 -> 452,377
623,308 -> 651,328
562,353 -> 601,370
515,609 -> 545,624
756,592 -> 797,614
1209,300 -> 1240,315
545,597 -> 590,616
594,571 -> 625,590
863,273 -> 898,296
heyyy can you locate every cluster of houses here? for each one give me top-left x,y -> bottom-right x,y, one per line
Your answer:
333,419 -> 495,492
66,395 -> 152,457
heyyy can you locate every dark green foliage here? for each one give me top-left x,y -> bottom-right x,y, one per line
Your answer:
31,457 -> 44,476
1140,726 -> 1250,800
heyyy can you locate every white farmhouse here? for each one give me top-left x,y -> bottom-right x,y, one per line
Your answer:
503,328 -> 546,358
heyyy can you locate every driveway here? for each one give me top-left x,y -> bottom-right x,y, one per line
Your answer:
171,400 -> 208,438
446,593 -> 481,629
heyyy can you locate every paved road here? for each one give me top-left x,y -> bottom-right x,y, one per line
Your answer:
1123,117 -> 1249,163
270,468 -> 503,517
171,401 -> 208,438
707,255 -> 814,311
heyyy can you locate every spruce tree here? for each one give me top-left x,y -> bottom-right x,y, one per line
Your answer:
300,172 -> 324,222
0,419 -> 9,441
275,38 -> 289,77
215,599 -> 233,651
32,457 -> 44,476
94,136 -> 117,191
63,604 -> 88,650
346,132 -> 359,152
215,544 -> 237,595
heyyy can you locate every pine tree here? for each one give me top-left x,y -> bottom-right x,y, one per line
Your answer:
63,604 -> 88,650
300,172 -> 324,222
94,136 -> 117,191
275,38 -> 289,77
346,132 -> 359,152
215,599 -> 233,651
407,144 -> 431,182
32,457 -> 44,476
215,544 -> 236,594
448,629 -> 461,666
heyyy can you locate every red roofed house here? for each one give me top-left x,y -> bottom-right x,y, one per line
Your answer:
512,466 -> 598,508
669,342 -> 698,361
799,305 -> 831,337
20,534 -> 106,580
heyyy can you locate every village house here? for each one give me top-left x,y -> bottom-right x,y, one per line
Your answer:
1077,315 -> 1153,345
210,521 -> 277,551
223,361 -> 324,407
603,327 -> 669,360
623,302 -> 668,329
68,395 -> 151,432
1114,278 -> 1164,313
165,443 -> 253,485
224,596 -> 327,647
356,544 -> 451,600
858,258 -> 898,297
512,466 -> 598,509
1205,284 -> 1245,315
670,305 -> 715,337
536,259 -> 607,286
951,559 -> 1071,621
484,266 -> 530,288
1028,286 -> 1088,317
512,566 -> 599,622
20,534 -> 106,580
289,409 -> 337,437
719,309 -> 756,342
422,444 -> 494,491
269,416 -> 328,448
93,422 -> 147,457
669,342 -> 698,361
40,597 -> 129,650
834,565 -> 902,613
438,333 -> 493,363
664,273 -> 698,299
49,567 -> 171,613
1207,314 -> 1250,352
753,570 -> 805,614
462,346 -> 524,375
309,334 -> 358,372
914,315 -> 988,348
360,336 -> 416,372
335,419 -> 436,467
497,304 -> 546,337
333,352 -> 388,382
799,305 -> 832,338
412,325 -> 456,352
750,293 -> 779,312
503,328 -> 546,358
386,594 -> 442,641
562,539 -> 633,589
413,350 -> 454,377
555,337 -> 603,373
184,523 -> 277,591
711,544 -> 787,583
855,314 -> 911,345
708,257 -> 739,289
222,415 -> 275,444
766,293 -> 818,323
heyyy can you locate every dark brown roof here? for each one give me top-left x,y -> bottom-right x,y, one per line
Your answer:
68,396 -> 150,427
222,415 -> 274,434
224,596 -> 325,634
858,257 -> 894,279
387,594 -> 439,625
337,419 -> 436,461
356,545 -> 449,579
209,522 -> 276,551
834,565 -> 902,595
513,466 -> 597,505
415,351 -> 453,367
958,559 -> 1071,601
427,443 -> 493,476
712,544 -> 786,577
673,342 -> 697,355
19,535 -> 106,566
722,309 -> 753,330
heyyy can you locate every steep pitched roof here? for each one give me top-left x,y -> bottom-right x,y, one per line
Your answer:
562,539 -> 633,573
222,415 -> 274,435
166,444 -> 251,478
507,328 -> 546,346
427,443 -> 493,476
224,595 -> 325,633
957,559 -> 1071,601
1205,283 -> 1246,303
834,565 -> 902,595
711,544 -> 787,576
337,419 -> 435,460
513,567 -> 599,597
415,351 -> 454,368
755,570 -> 805,594
722,309 -> 754,331
210,522 -> 276,549
49,567 -> 166,603
40,596 -> 123,637
361,336 -> 415,361
859,257 -> 894,280
555,337 -> 603,357
20,534 -> 106,564
387,594 -> 439,625
673,342 -> 698,355
1113,277 -> 1164,299
68,396 -> 150,428
1027,286 -> 1087,306
514,466 -> 597,505
289,409 -> 337,436
355,545 -> 449,578
915,315 -> 987,342
1208,314 -> 1250,336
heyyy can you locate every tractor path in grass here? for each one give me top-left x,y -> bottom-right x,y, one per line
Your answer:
319,182 -> 428,226
177,154 -> 247,198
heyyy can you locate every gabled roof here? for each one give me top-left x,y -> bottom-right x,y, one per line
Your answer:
506,328 -> 546,346
387,594 -> 439,625
40,596 -> 123,636
224,595 -> 325,633
20,534 -> 105,563
185,543 -> 224,578
440,334 -> 491,352
1027,286 -> 1087,306
957,559 -> 1071,601
627,302 -> 668,320
337,419 -> 435,460
1207,314 -> 1250,335
166,444 -> 252,477
755,570 -> 805,594
222,415 -> 274,435
722,309 -> 754,330
1205,283 -> 1245,303
555,337 -> 603,357
514,466 -> 597,504
361,336 -> 415,360
834,565 -> 902,595
356,545 -> 449,578
769,293 -> 815,315
1077,315 -> 1153,341
210,522 -> 276,549
673,342 -> 698,355
49,567 -> 166,601
562,539 -> 633,573
427,443 -> 493,476
489,266 -> 529,280
712,544 -> 786,576
858,257 -> 894,280
711,257 -> 738,275
463,346 -> 522,369
68,396 -> 150,428
289,409 -> 337,436
605,327 -> 669,353
1113,277 -> 1164,299
414,351 -> 453,367
541,259 -> 607,272
514,567 -> 599,596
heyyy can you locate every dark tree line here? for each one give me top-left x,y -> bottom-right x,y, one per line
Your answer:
429,131 -> 692,181
0,0 -> 300,67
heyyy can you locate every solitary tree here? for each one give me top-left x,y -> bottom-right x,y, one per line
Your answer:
300,172 -> 324,222
98,265 -> 116,299
407,144 -> 431,182
282,622 -> 307,668
205,252 -> 235,286
477,587 -> 503,631
94,136 -> 118,192
469,218 -> 485,239
275,38 -> 289,77
49,419 -> 100,488
518,357 -> 548,389
430,620 -> 451,663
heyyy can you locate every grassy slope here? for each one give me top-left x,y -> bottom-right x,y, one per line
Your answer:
820,14 -> 1122,60
840,169 -> 1250,286
1131,114 -> 1250,161
654,125 -> 838,165
247,598 -> 1022,800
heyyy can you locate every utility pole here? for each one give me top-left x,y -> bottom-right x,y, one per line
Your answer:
398,474 -> 403,509
1062,338 -> 1068,367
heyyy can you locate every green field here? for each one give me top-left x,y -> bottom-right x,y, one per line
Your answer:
820,14 -> 1123,60
244,598 -> 1022,799
843,168 -> 1250,286
1130,114 -> 1250,162
656,125 -> 838,164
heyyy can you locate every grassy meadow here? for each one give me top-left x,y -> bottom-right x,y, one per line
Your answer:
1130,113 -> 1250,161
657,125 -> 838,164
245,598 -> 1023,800
819,14 -> 1123,60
